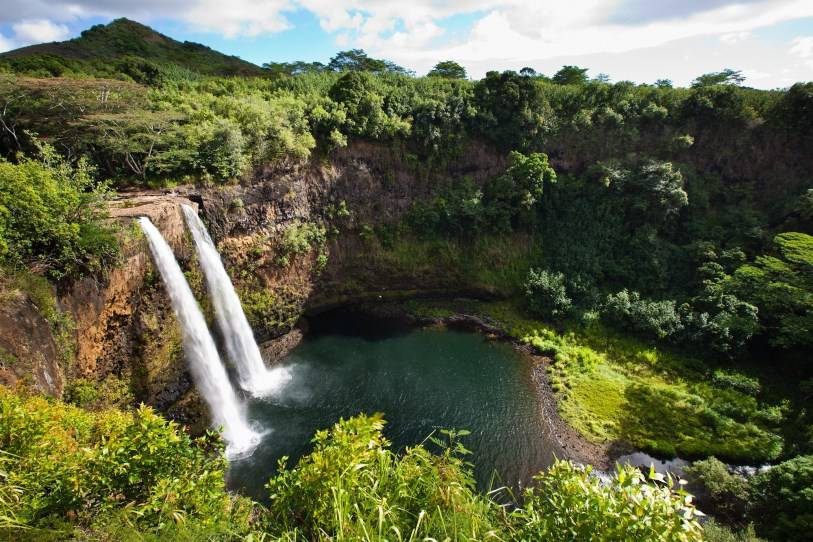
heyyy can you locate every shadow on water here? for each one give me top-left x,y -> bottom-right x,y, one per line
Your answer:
304,306 -> 414,340
226,308 -> 565,503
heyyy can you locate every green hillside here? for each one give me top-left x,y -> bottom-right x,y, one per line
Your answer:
0,18 -> 266,79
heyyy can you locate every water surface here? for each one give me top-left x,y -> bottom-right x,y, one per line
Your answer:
227,315 -> 563,500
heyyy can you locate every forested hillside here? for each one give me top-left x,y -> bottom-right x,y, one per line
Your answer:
0,18 -> 266,78
0,18 -> 811,542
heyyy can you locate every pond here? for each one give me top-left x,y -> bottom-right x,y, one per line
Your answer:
227,312 -> 564,501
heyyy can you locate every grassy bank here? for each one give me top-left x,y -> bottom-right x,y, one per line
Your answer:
405,299 -> 788,464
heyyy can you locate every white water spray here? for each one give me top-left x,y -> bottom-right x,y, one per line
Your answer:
182,205 -> 292,397
139,217 -> 260,458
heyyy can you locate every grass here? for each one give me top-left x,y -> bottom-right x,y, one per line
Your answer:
560,363 -> 629,442
405,299 -> 788,464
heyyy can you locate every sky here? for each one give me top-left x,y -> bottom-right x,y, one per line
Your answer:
0,0 -> 812,88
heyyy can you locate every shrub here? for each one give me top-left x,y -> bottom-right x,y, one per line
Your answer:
0,387 -> 255,538
749,454 -> 813,542
703,520 -> 766,542
602,289 -> 683,339
525,268 -> 572,320
0,146 -> 119,280
686,457 -> 749,521
266,413 -> 502,540
513,462 -> 704,542
711,370 -> 761,395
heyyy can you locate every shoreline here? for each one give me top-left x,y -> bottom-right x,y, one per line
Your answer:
413,311 -> 621,470
262,303 -> 620,470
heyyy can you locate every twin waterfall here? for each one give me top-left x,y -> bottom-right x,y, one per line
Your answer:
139,207 -> 289,458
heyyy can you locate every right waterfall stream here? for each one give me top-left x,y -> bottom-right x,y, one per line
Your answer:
182,204 -> 292,397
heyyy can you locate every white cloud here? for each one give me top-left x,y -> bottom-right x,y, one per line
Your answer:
789,36 -> 813,58
12,19 -> 70,43
0,32 -> 14,52
0,0 -> 294,40
287,0 -> 813,84
0,0 -> 811,87
182,0 -> 292,37
720,31 -> 751,44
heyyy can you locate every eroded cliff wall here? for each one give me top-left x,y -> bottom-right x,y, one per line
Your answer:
0,141 -> 502,419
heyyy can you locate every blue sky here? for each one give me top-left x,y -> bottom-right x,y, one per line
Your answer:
1,1 -> 812,88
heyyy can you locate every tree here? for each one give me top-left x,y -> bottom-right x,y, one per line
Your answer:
655,79 -> 673,88
691,69 -> 745,88
473,70 -> 550,150
262,61 -> 326,76
602,290 -> 683,339
552,65 -> 589,85
519,67 -> 538,77
623,161 -> 688,219
427,60 -> 467,79
84,109 -> 184,179
594,73 -> 611,83
0,144 -> 118,279
328,71 -> 392,138
729,232 -> 813,351
327,49 -> 411,75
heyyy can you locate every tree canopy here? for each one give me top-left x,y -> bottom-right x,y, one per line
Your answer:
427,60 -> 468,79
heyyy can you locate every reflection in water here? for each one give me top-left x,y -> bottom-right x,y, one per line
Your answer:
227,323 -> 565,501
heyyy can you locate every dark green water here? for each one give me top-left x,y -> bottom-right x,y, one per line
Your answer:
227,315 -> 563,500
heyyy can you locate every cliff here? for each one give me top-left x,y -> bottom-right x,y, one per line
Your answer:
0,141 -> 503,420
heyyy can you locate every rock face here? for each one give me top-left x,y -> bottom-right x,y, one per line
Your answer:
0,291 -> 62,396
0,140 -> 503,418
63,195 -> 196,380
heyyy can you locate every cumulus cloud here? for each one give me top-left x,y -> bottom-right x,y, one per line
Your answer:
720,31 -> 751,44
0,32 -> 14,52
789,36 -> 813,58
607,0 -> 766,24
12,19 -> 70,43
354,0 -> 811,83
0,0 -> 811,86
0,0 -> 293,38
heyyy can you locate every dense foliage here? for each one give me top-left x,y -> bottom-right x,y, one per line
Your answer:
0,145 -> 117,280
748,455 -> 813,542
0,390 -> 705,542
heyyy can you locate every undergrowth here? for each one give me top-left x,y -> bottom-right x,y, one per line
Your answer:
0,387 -> 705,542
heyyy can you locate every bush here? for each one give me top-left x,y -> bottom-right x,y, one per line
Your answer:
0,146 -> 118,280
513,462 -> 704,542
0,387 -> 255,539
602,289 -> 683,339
749,454 -> 813,542
266,413 -> 502,540
703,520 -> 766,542
525,268 -> 572,320
711,370 -> 761,395
0,387 -> 714,541
686,457 -> 749,521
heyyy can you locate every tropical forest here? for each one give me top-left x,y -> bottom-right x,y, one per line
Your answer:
0,11 -> 811,542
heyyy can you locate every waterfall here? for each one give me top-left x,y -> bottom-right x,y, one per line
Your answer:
182,205 -> 291,397
138,217 -> 260,458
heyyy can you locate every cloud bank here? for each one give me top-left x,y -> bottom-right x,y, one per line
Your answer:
0,0 -> 811,86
